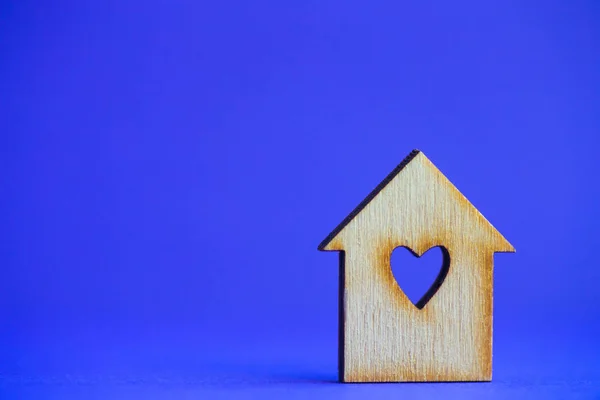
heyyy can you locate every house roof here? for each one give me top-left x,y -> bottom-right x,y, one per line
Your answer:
317,149 -> 421,251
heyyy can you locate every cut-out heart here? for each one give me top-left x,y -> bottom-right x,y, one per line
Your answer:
390,246 -> 450,309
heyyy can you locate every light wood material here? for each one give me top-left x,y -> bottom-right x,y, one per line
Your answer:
318,150 -> 515,383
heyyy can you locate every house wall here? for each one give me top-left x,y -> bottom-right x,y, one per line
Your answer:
341,242 -> 494,382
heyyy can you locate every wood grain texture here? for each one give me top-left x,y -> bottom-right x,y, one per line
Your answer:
319,150 -> 515,383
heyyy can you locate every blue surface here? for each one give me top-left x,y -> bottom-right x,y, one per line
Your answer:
1,1 -> 599,398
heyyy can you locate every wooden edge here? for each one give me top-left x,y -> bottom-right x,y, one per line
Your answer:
317,149 -> 421,251
338,251 -> 346,382
342,377 -> 492,384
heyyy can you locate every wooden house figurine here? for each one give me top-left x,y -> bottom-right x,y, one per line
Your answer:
318,150 -> 515,383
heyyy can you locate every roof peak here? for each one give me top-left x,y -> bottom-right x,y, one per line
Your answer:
317,149 -> 422,251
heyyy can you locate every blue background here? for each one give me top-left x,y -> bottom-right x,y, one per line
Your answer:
2,1 -> 599,398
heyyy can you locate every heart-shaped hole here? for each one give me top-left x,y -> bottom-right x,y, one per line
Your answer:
390,246 -> 450,309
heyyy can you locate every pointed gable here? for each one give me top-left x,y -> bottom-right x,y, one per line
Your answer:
318,150 -> 514,254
